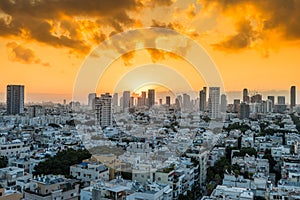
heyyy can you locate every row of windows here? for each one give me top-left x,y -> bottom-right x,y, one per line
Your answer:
1,145 -> 27,150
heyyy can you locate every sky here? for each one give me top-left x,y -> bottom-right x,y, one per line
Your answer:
0,0 -> 300,104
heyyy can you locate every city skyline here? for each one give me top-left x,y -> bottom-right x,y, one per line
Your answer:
1,88 -> 299,105
1,0 -> 300,98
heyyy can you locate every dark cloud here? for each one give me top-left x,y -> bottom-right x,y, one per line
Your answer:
213,19 -> 258,51
121,51 -> 135,66
200,0 -> 300,51
6,42 -> 41,64
0,0 -> 143,54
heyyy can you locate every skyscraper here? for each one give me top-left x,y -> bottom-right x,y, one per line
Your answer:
166,96 -> 171,106
182,93 -> 191,111
233,99 -> 241,113
199,87 -> 207,111
291,86 -> 296,110
220,94 -> 227,113
278,96 -> 285,105
267,96 -> 275,108
88,93 -> 96,109
239,102 -> 250,119
6,85 -> 24,115
148,89 -> 155,108
208,87 -> 220,119
95,93 -> 112,129
251,94 -> 262,103
122,91 -> 130,111
112,93 -> 118,107
243,88 -> 249,103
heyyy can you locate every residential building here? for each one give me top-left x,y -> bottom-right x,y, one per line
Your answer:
95,93 -> 112,128
208,87 -> 220,119
24,175 -> 80,200
6,85 -> 24,115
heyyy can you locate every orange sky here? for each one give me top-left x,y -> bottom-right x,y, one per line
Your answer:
0,0 -> 300,103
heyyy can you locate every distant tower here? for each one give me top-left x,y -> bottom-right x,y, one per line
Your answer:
122,91 -> 130,111
251,94 -> 262,103
88,93 -> 96,109
220,94 -> 227,113
243,88 -> 249,103
141,91 -> 147,106
239,102 -> 250,119
267,96 -> 275,108
199,87 -> 207,111
291,86 -> 296,110
182,93 -> 191,111
277,96 -> 285,105
166,96 -> 171,106
208,87 -> 220,119
112,93 -> 118,107
148,89 -> 155,108
6,85 -> 24,115
159,99 -> 162,105
233,99 -> 241,113
95,93 -> 112,129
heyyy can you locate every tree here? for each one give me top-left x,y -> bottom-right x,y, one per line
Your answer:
233,147 -> 257,158
33,148 -> 91,176
0,156 -> 7,168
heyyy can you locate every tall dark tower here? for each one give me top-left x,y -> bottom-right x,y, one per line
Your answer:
243,88 -> 249,103
148,89 -> 155,108
199,87 -> 207,111
291,86 -> 296,110
6,85 -> 24,115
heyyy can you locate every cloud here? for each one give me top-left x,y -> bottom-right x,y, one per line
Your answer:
121,51 -> 135,66
199,0 -> 300,52
212,19 -> 258,52
0,0 -> 143,54
6,42 -> 51,66
186,4 -> 197,19
6,42 -> 41,64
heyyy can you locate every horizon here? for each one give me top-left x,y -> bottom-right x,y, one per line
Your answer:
1,1 -> 300,97
0,89 -> 298,105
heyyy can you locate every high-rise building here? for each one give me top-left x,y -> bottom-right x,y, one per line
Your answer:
141,91 -> 147,106
6,85 -> 24,115
233,99 -> 241,113
220,94 -> 227,113
166,96 -> 171,106
208,87 -> 220,119
243,88 -> 249,103
95,93 -> 112,129
251,94 -> 262,103
239,102 -> 250,119
28,105 -> 43,118
267,96 -> 275,108
277,96 -> 285,105
182,93 -> 191,111
159,99 -> 162,105
112,93 -> 118,107
199,87 -> 207,112
122,91 -> 130,111
88,93 -> 96,109
130,96 -> 134,108
291,86 -> 296,110
262,99 -> 273,113
148,89 -> 155,108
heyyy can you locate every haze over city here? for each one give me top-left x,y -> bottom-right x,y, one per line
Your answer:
1,0 -> 300,102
